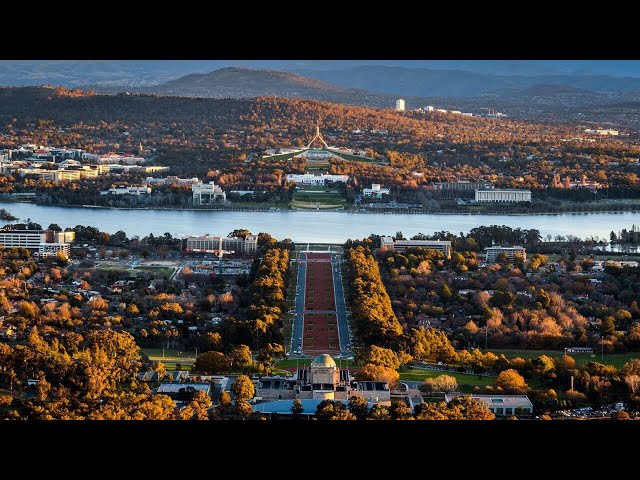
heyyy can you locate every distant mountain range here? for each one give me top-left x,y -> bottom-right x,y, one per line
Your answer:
295,66 -> 640,97
2,60 -> 640,98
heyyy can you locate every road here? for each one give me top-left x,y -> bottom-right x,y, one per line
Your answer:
290,252 -> 307,354
331,253 -> 351,353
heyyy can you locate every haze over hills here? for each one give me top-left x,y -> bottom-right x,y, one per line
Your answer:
2,60 -> 640,94
297,66 -> 640,97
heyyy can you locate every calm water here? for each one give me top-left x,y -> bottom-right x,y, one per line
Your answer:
1,202 -> 639,243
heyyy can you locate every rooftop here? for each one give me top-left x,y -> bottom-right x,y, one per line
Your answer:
311,354 -> 336,368
444,394 -> 533,408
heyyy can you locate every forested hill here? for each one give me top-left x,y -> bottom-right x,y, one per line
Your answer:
2,85 -> 635,153
143,67 -> 391,107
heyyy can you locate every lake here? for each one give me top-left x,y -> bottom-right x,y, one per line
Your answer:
1,202 -> 639,243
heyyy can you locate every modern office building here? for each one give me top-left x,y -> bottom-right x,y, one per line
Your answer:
192,181 -> 226,205
0,228 -> 74,256
435,181 -> 492,191
395,99 -> 405,111
381,236 -> 452,259
362,184 -> 391,198
484,246 -> 526,263
185,234 -> 258,256
475,189 -> 531,203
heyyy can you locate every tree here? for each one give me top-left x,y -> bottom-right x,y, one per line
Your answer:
194,351 -> 228,374
47,224 -> 62,232
367,404 -> 391,420
291,399 -> 304,416
348,396 -> 370,420
315,400 -> 356,420
495,369 -> 527,394
229,345 -> 252,370
424,374 -> 458,393
357,345 -> 400,369
55,251 -> 69,266
228,229 -> 251,239
231,375 -> 255,402
390,399 -> 414,420
355,363 -> 399,389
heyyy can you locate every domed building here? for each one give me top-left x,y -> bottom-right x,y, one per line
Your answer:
255,353 -> 390,405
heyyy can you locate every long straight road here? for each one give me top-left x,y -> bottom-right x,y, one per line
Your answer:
290,252 -> 306,354
331,253 -> 351,353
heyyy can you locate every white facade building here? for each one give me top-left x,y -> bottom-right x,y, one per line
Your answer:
484,246 -> 527,263
395,99 -> 405,111
362,184 -> 390,198
286,174 -> 349,185
0,230 -> 46,249
192,181 -> 226,205
101,185 -> 151,196
185,235 -> 258,256
475,189 -> 531,203
381,236 -> 451,259
38,242 -> 70,257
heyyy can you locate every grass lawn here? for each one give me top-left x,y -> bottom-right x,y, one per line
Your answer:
142,347 -> 196,363
400,369 -> 495,389
134,266 -> 175,279
487,349 -> 640,369
95,263 -> 174,279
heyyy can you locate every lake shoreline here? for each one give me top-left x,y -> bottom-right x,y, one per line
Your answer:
2,200 -> 639,217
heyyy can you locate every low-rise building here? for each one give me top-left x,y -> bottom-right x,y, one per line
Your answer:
0,227 -> 74,256
434,181 -> 492,191
254,354 -> 391,405
192,181 -> 226,205
286,174 -> 349,185
185,234 -> 258,256
484,246 -> 526,263
101,185 -> 151,195
380,236 -> 452,259
362,184 -> 390,198
475,189 -> 532,203
444,394 -> 533,416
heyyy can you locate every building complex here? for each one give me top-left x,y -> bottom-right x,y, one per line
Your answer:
0,228 -> 75,257
255,354 -> 391,405
185,235 -> 258,256
484,246 -> 527,263
381,236 -> 452,259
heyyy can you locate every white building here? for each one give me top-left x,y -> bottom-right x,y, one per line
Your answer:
192,181 -> 226,205
0,230 -> 46,249
362,184 -> 390,198
0,228 -> 74,256
38,242 -> 70,257
381,236 -> 452,259
395,99 -> 405,111
444,394 -> 533,416
426,106 -> 434,112
484,245 -> 526,263
101,185 -> 152,196
286,174 -> 349,185
144,176 -> 200,186
475,189 -> 531,203
185,235 -> 258,256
